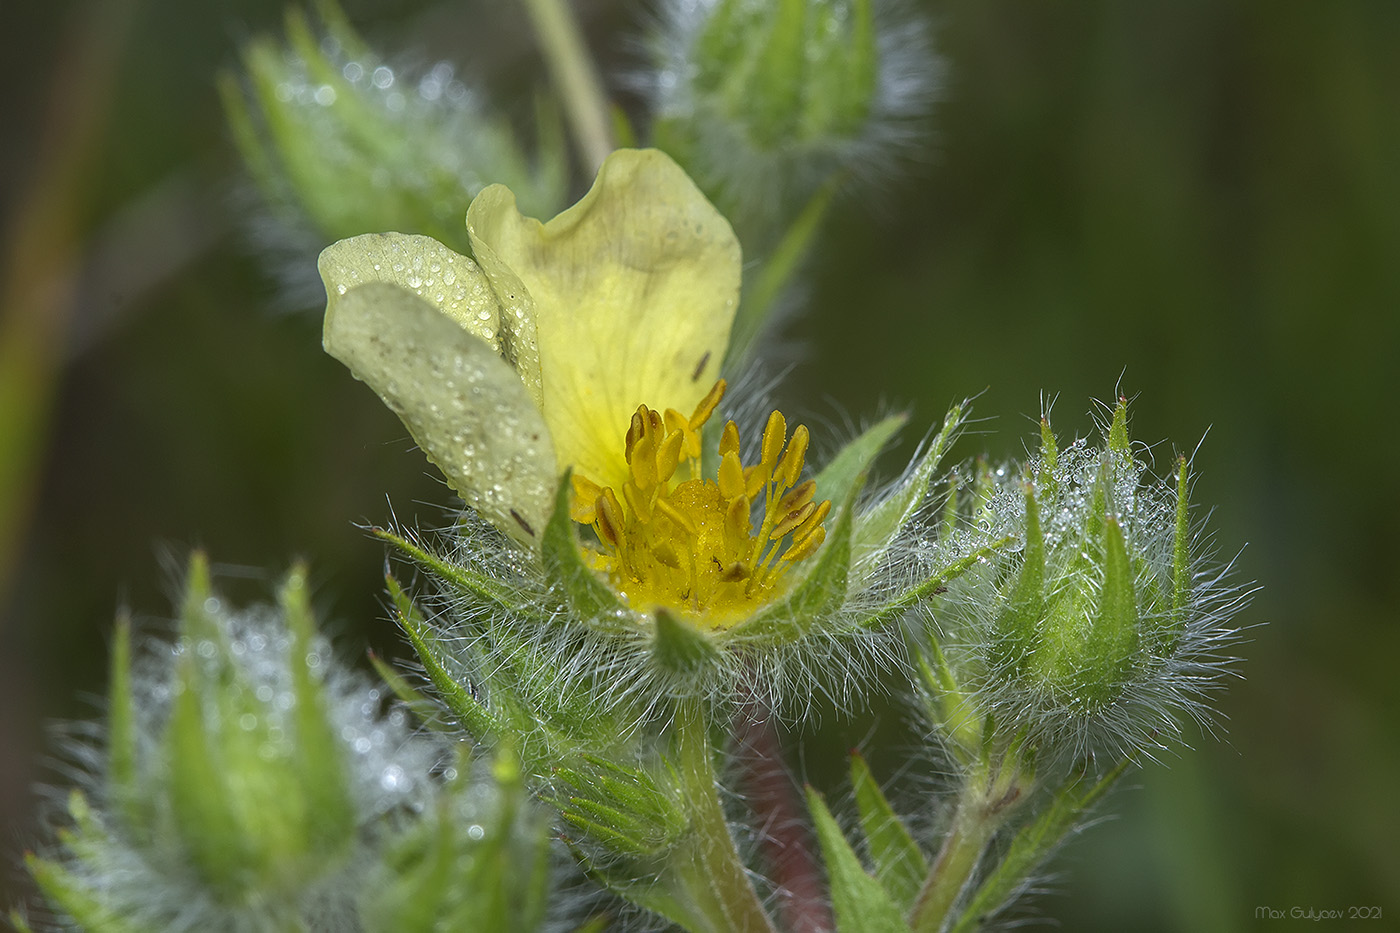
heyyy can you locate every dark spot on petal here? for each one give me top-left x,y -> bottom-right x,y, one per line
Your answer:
510,509 -> 535,537
691,350 -> 711,382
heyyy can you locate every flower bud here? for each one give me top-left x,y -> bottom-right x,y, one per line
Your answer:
650,0 -> 939,223
220,3 -> 566,301
26,555 -> 447,930
932,399 -> 1247,757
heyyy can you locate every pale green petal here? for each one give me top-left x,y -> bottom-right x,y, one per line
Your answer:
466,148 -> 740,492
323,281 -> 554,546
318,232 -> 518,366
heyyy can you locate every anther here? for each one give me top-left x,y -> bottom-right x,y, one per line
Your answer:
719,420 -> 741,458
776,424 -> 810,489
777,479 -> 816,516
771,501 -> 816,540
657,431 -> 684,484
596,489 -> 625,547
655,498 -> 698,537
761,410 -> 787,474
783,524 -> 827,562
690,378 -> 726,428
718,451 -> 746,501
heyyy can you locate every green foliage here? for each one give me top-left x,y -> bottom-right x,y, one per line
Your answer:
221,0 -> 566,257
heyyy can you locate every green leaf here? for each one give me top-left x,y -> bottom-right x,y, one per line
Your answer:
859,539 -> 1014,631
807,788 -> 911,933
849,753 -> 927,911
853,404 -> 963,569
106,612 -> 143,835
26,853 -> 143,933
949,759 -> 1131,933
387,574 -> 498,740
541,471 -> 625,620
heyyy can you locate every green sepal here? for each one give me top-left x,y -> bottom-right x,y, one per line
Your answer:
731,477 -> 860,641
1169,455 -> 1192,645
25,852 -> 143,933
948,758 -> 1132,933
653,609 -> 722,678
991,483 -> 1046,674
372,525 -> 525,612
178,550 -> 220,645
543,471 -> 626,620
859,538 -> 1014,631
106,612 -> 145,837
849,753 -> 927,911
368,649 -> 453,732
1037,416 -> 1058,495
807,787 -> 912,933
814,414 -> 906,522
165,648 -> 252,895
280,565 -> 356,858
564,840 -> 698,932
552,752 -> 686,860
1107,396 -> 1131,455
1087,515 -> 1140,703
853,404 -> 963,568
913,639 -> 982,759
387,574 -> 499,740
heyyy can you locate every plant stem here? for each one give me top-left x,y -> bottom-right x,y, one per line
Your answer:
519,0 -> 615,175
909,751 -> 1027,933
673,698 -> 778,933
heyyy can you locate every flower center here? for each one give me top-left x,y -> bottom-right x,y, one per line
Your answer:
570,380 -> 831,628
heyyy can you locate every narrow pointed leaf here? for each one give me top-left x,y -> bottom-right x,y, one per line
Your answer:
387,575 -> 498,739
850,753 -> 927,911
814,414 -> 905,522
26,854 -> 143,933
807,788 -> 911,933
372,526 -> 524,609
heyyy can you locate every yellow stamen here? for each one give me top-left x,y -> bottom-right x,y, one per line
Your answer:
570,380 -> 830,628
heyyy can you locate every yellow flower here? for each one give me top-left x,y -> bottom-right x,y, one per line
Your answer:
319,149 -> 828,626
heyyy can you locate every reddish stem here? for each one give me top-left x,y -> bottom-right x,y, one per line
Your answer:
736,698 -> 833,933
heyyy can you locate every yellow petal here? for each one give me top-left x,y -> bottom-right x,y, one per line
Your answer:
323,281 -> 554,547
466,149 -> 740,492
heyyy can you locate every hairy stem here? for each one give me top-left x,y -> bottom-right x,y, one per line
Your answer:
910,750 -> 1027,933
674,698 -> 778,933
519,0 -> 615,175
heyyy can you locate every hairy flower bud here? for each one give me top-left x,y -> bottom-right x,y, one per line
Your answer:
21,555 -> 524,932
220,2 -> 566,303
928,400 -> 1249,759
649,0 -> 940,224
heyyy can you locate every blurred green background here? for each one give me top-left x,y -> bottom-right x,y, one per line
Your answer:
2,1 -> 1396,930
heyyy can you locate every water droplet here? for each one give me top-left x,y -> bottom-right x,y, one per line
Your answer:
467,824 -> 485,841
314,84 -> 336,106
371,66 -> 394,89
